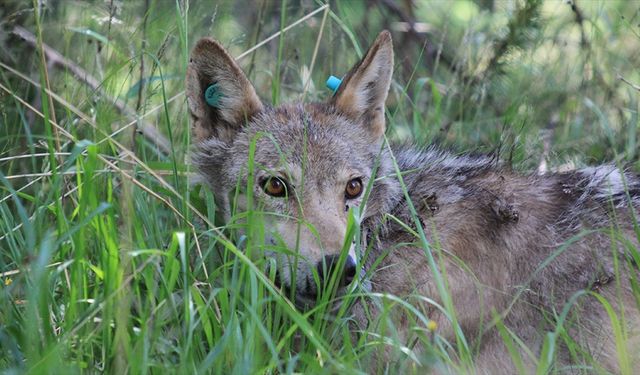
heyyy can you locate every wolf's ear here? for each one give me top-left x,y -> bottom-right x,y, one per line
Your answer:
330,30 -> 393,139
186,38 -> 263,143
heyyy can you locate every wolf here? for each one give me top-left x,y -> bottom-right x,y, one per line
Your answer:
186,31 -> 640,373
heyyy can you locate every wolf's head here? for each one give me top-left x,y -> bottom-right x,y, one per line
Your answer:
186,31 -> 399,307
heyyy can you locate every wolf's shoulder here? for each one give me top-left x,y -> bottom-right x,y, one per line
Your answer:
391,143 -> 496,173
389,142 -> 500,185
382,142 -> 501,213
387,142 -> 640,218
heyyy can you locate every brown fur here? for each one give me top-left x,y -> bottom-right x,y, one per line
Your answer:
186,31 -> 640,373
367,162 -> 640,372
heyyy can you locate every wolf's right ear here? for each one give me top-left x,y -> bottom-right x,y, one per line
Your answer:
186,38 -> 263,143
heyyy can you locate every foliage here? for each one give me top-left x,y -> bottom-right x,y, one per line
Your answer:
0,0 -> 639,373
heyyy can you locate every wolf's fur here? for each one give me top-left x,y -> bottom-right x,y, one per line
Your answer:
186,31 -> 640,373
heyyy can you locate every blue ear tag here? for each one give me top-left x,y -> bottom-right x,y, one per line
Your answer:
204,83 -> 223,108
326,75 -> 342,93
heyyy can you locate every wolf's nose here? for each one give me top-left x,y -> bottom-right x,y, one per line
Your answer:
317,254 -> 357,287
344,256 -> 356,285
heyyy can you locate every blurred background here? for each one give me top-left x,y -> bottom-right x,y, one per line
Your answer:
2,0 -> 639,172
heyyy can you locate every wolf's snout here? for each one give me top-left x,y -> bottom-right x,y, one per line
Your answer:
316,254 -> 357,288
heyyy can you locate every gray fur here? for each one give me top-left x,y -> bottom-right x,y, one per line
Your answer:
186,31 -> 640,373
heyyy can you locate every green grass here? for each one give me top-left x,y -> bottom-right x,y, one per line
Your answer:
1,0 -> 639,373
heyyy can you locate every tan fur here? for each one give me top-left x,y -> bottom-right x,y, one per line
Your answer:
370,168 -> 640,372
186,31 -> 640,373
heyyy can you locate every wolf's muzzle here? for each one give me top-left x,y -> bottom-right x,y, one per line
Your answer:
316,254 -> 357,288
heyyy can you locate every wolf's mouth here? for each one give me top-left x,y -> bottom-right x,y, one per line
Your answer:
294,291 -> 319,308
293,289 -> 348,313
274,277 -> 318,307
272,273 -> 348,311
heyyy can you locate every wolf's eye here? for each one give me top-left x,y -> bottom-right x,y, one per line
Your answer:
262,177 -> 288,197
345,178 -> 363,199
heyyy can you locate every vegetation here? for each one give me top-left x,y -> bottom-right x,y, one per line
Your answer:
0,0 -> 639,373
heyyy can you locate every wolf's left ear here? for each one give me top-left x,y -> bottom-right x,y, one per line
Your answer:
186,38 -> 264,143
330,30 -> 393,139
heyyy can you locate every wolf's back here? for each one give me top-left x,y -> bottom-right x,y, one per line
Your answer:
574,164 -> 640,209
